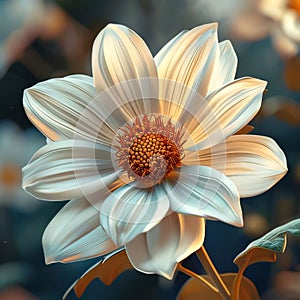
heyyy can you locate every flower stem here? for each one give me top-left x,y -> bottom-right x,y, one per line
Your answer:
177,263 -> 219,293
231,257 -> 249,300
196,246 -> 230,300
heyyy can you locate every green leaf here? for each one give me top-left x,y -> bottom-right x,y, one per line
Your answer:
177,273 -> 260,300
63,249 -> 133,299
234,219 -> 300,268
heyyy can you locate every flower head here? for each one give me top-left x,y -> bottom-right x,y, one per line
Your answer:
115,114 -> 184,186
22,23 -> 287,279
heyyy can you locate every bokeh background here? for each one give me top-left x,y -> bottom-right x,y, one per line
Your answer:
0,0 -> 300,299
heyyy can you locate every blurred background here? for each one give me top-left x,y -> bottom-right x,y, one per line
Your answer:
0,0 -> 300,299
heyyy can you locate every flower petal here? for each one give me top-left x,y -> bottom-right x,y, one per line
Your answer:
100,184 -> 169,246
163,166 -> 243,227
22,139 -> 119,201
185,135 -> 287,198
91,24 -> 159,120
23,74 -> 103,141
184,77 -> 267,151
208,40 -> 238,94
154,30 -> 187,67
43,198 -> 117,264
92,23 -> 157,93
154,23 -> 218,119
126,213 -> 205,279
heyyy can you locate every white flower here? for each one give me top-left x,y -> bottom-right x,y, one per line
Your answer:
0,122 -> 44,211
22,23 -> 287,279
231,0 -> 300,58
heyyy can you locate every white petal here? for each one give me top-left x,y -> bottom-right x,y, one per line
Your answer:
91,24 -> 159,121
23,74 -> 103,141
92,23 -> 157,93
184,77 -> 267,151
126,213 -> 205,279
154,30 -> 187,67
22,139 -> 119,201
154,23 -> 219,119
208,40 -> 238,94
100,184 -> 169,246
43,198 -> 117,264
163,166 -> 243,227
185,135 -> 287,198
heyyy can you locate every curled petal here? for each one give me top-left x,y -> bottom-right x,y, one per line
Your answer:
163,166 -> 243,227
43,198 -> 117,264
91,24 -> 159,122
208,40 -> 238,94
23,75 -> 100,141
184,77 -> 267,151
126,213 -> 205,279
22,139 -> 118,200
154,23 -> 219,119
92,23 -> 157,93
100,184 -> 169,246
185,135 -> 287,198
155,23 -> 218,96
154,30 -> 187,67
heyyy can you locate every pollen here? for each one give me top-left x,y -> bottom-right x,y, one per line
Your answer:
115,115 -> 184,183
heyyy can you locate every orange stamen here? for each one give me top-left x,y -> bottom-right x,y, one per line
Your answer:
115,115 -> 183,183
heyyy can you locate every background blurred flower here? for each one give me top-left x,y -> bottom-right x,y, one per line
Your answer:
0,122 -> 44,211
0,0 -> 46,77
0,0 -> 91,79
0,286 -> 38,300
263,270 -> 300,299
230,0 -> 300,58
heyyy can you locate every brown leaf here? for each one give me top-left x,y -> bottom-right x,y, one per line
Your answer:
234,247 -> 277,271
64,250 -> 133,299
235,125 -> 254,135
96,250 -> 133,286
177,273 -> 260,300
232,219 -> 300,299
285,56 -> 300,91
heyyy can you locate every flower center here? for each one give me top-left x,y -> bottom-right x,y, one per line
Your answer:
0,163 -> 21,187
128,133 -> 181,178
288,0 -> 300,13
115,115 -> 183,184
